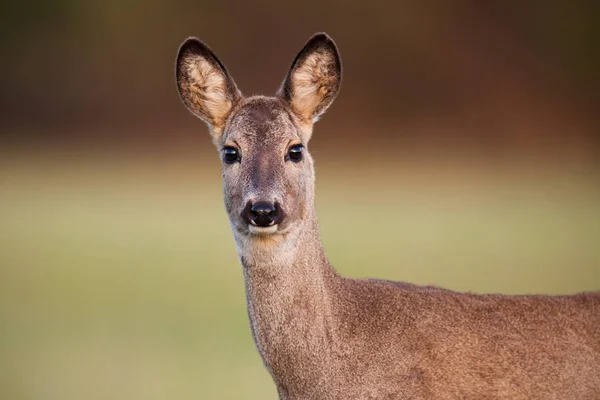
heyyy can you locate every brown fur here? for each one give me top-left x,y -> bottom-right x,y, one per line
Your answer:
176,33 -> 600,399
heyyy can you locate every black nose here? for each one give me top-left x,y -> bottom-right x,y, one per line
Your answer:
246,202 -> 279,227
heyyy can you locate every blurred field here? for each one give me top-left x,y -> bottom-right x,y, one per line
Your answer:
2,0 -> 599,398
1,150 -> 599,399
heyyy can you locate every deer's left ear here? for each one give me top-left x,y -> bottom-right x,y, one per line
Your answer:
278,33 -> 342,124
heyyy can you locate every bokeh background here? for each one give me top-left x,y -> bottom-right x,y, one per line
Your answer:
1,1 -> 599,398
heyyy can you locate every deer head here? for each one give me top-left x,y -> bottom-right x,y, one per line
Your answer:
176,33 -> 342,246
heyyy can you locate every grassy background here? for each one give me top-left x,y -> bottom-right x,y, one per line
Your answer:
2,1 -> 599,398
1,150 -> 599,399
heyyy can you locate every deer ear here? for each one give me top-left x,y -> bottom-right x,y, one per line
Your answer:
278,33 -> 342,124
176,38 -> 242,137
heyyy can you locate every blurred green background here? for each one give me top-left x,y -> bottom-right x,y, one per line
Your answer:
1,1 -> 599,399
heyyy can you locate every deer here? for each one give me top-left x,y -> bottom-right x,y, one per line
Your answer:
175,33 -> 600,399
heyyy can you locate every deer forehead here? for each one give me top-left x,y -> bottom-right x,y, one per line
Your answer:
223,97 -> 302,147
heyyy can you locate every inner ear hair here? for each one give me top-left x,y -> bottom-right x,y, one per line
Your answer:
176,38 -> 241,134
279,33 -> 342,124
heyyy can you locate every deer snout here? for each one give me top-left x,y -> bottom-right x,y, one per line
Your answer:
243,201 -> 283,228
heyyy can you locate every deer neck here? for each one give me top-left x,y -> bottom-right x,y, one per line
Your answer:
234,213 -> 336,384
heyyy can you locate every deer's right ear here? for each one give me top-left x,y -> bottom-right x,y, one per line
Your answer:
176,38 -> 242,137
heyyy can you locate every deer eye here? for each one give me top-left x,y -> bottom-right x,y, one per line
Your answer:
287,144 -> 304,162
223,147 -> 240,164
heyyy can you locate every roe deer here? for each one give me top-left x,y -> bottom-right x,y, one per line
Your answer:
175,33 -> 600,399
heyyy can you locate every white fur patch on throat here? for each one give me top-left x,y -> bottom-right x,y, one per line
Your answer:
234,229 -> 300,268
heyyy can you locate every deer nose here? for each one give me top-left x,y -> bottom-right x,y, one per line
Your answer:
246,202 -> 279,227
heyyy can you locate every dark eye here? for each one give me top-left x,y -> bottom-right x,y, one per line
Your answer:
223,147 -> 240,164
287,144 -> 304,162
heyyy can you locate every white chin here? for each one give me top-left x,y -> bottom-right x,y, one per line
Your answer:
249,225 -> 278,235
